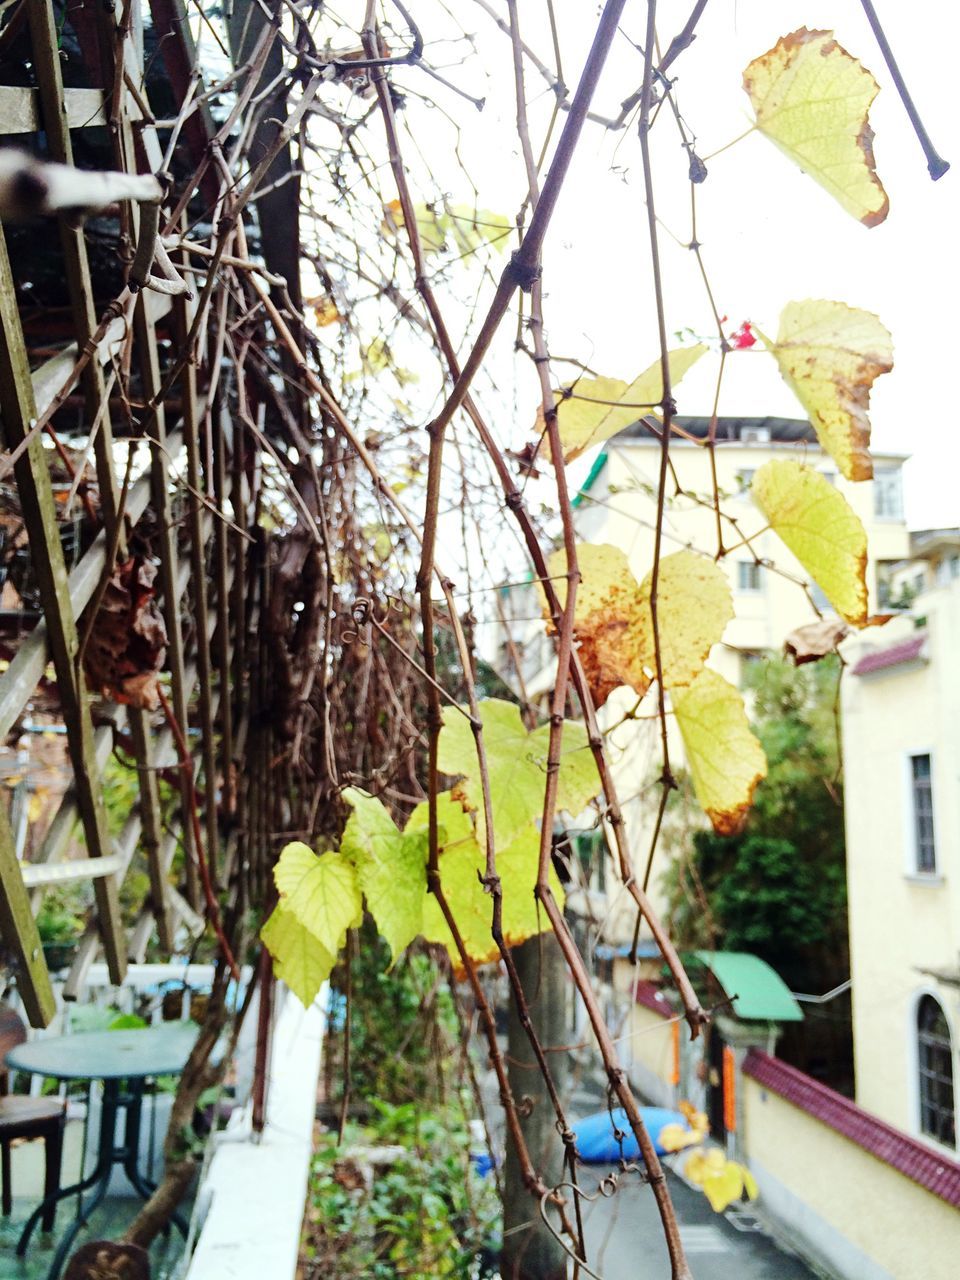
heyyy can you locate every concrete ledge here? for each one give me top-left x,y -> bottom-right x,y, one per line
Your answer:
184,986 -> 325,1280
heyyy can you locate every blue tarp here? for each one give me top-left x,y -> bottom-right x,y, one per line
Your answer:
573,1107 -> 690,1161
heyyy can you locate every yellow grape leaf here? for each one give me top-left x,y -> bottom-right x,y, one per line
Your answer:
382,198 -> 443,254
673,669 -> 767,835
684,1149 -> 711,1185
702,1162 -> 746,1213
446,205 -> 512,256
544,545 -> 732,706
743,28 -> 888,226
273,843 -> 363,955
261,903 -> 336,1008
553,345 -> 707,463
383,200 -> 510,257
306,296 -> 340,327
635,551 -> 733,690
752,459 -> 868,624
685,1149 -> 756,1213
762,300 -> 892,480
339,789 -> 428,963
544,544 -> 647,704
438,699 -> 599,850
421,821 -> 564,968
678,1100 -> 708,1133
381,197 -> 404,235
659,1124 -> 702,1153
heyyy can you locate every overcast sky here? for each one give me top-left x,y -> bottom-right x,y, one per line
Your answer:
397,0 -> 959,529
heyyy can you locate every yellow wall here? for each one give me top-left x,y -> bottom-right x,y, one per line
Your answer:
841,585 -> 960,1139
621,1001 -> 679,1110
626,1003 -> 675,1081
744,1077 -> 960,1280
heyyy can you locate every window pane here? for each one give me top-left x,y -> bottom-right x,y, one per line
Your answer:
917,996 -> 956,1147
737,562 -> 761,591
874,468 -> 904,520
911,754 -> 936,873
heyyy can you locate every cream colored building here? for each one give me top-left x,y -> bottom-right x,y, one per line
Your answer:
571,416 -> 910,686
497,417 -> 911,938
842,545 -> 960,1156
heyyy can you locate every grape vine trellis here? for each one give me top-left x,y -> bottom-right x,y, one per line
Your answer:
0,0 -> 948,1274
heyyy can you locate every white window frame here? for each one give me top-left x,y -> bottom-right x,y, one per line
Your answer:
902,749 -> 940,879
874,466 -> 904,521
907,987 -> 957,1151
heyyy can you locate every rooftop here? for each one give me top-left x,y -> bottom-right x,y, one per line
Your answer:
618,416 -> 817,444
910,527 -> 960,558
744,1050 -> 960,1208
851,631 -> 928,677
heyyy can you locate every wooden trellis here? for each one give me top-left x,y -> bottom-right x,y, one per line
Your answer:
0,0 -> 288,1026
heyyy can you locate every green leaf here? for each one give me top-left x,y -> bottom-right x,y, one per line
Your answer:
554,346 -> 707,463
273,843 -> 363,954
438,699 -> 599,850
421,821 -> 564,967
403,789 -> 477,848
340,789 -> 428,962
261,904 -> 336,1007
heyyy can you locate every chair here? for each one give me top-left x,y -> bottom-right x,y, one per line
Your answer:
0,1003 -> 65,1230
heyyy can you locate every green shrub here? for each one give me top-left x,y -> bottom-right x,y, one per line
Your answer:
303,1100 -> 499,1279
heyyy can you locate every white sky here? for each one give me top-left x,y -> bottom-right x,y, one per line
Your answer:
395,0 -> 959,530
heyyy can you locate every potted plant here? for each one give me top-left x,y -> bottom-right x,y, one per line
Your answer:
36,885 -> 87,971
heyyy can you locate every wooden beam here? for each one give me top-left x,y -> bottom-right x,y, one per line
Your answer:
0,224 -> 126,984
30,293 -> 171,421
22,855 -> 126,887
0,86 -> 106,134
0,804 -> 55,1026
29,0 -> 123,531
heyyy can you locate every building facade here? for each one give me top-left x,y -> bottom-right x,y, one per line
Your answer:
842,546 -> 960,1155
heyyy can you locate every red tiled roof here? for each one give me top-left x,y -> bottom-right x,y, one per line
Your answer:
634,980 -> 672,1019
744,1049 -> 960,1208
852,632 -> 927,676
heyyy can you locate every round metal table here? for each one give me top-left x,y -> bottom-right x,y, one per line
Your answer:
6,1024 -> 199,1279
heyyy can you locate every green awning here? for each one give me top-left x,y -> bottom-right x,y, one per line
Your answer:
571,450 -> 608,507
689,950 -> 804,1022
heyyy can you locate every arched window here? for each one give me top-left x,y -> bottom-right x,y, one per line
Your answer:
917,996 -> 955,1147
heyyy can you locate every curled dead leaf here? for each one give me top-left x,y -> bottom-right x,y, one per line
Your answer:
784,618 -> 850,665
81,557 -> 167,710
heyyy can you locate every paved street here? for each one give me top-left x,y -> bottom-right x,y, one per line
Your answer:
482,1049 -> 825,1279
561,1065 -> 822,1280
573,1161 -> 820,1280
